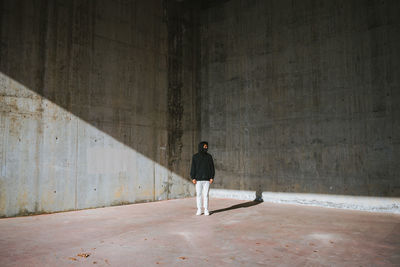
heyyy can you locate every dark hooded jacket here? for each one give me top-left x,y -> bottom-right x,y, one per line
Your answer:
190,141 -> 215,181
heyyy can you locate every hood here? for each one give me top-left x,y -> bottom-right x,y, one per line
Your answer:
198,141 -> 208,153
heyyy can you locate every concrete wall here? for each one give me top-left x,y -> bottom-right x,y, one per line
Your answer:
0,0 -> 200,217
1,0 -> 399,218
200,0 -> 400,197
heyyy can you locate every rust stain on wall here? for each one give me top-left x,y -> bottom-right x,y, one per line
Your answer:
17,191 -> 29,214
41,190 -> 55,208
114,186 -> 124,199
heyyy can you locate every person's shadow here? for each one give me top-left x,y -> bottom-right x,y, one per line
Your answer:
210,188 -> 263,215
210,192 -> 263,214
210,200 -> 262,215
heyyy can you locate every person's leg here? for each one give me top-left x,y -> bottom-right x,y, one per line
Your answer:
203,181 -> 211,215
195,181 -> 203,215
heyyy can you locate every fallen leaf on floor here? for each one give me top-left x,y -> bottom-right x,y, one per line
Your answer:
179,256 -> 187,260
77,253 -> 91,258
93,261 -> 97,264
330,241 -> 334,244
285,245 -> 289,247
256,242 -> 260,245
313,250 -> 318,252
69,257 -> 78,261
156,262 -> 160,264
105,259 -> 110,265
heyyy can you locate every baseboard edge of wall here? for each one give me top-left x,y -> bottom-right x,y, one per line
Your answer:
209,189 -> 400,214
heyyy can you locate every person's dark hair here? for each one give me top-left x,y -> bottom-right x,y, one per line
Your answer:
198,141 -> 208,153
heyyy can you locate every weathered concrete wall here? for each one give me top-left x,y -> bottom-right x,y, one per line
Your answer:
1,0 -> 398,217
165,0 -> 201,198
200,0 -> 400,196
0,0 -> 199,217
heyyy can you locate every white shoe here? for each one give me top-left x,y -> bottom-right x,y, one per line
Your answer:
196,210 -> 202,216
204,210 -> 210,216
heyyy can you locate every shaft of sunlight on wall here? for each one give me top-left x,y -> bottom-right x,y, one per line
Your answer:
0,73 -> 194,217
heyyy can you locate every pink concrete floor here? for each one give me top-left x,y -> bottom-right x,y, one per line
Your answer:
0,198 -> 399,266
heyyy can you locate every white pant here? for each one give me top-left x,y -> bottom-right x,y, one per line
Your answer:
196,181 -> 210,211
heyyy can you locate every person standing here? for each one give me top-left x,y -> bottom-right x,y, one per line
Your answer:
190,141 -> 215,216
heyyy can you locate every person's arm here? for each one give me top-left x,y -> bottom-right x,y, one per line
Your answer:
209,155 -> 215,184
190,155 -> 197,184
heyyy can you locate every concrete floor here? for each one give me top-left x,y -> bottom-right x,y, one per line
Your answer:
0,198 -> 399,267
